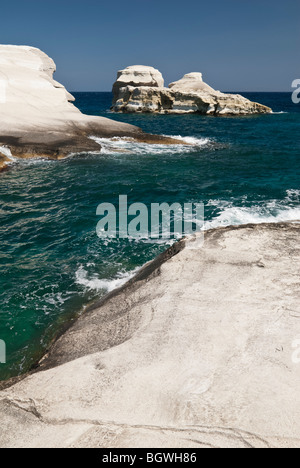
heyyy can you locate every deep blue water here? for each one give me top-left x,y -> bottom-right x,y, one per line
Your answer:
0,92 -> 299,380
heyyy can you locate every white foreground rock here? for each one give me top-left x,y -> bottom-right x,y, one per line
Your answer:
0,222 -> 299,448
112,66 -> 272,115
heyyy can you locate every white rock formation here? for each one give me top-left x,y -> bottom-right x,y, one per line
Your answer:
112,66 -> 272,115
0,222 -> 299,448
169,72 -> 216,93
0,46 -> 150,169
0,45 -> 141,136
112,65 -> 164,102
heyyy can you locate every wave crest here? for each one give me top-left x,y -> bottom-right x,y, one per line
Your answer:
75,265 -> 139,292
90,135 -> 211,155
205,195 -> 300,229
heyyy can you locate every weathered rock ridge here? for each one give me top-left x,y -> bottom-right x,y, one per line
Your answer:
0,222 -> 299,448
112,66 -> 272,115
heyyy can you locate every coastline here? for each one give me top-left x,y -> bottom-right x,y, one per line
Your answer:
0,45 -> 189,173
29,220 -> 300,371
0,0 -> 298,449
0,132 -> 189,173
1,221 -> 300,448
0,234 -> 186,390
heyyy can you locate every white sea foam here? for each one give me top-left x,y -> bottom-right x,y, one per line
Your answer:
163,135 -> 211,146
76,191 -> 299,293
41,292 -> 71,315
90,135 -> 211,156
285,189 -> 300,202
75,265 -> 140,292
204,199 -> 300,230
271,111 -> 288,115
0,145 -> 17,164
0,146 -> 12,158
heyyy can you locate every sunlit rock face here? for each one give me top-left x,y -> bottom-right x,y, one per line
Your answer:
0,46 -> 143,166
168,72 -> 216,94
112,65 -> 164,107
0,45 -> 78,131
0,45 -> 141,133
112,66 -> 272,115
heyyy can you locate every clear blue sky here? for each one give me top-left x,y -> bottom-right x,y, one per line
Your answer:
1,0 -> 299,91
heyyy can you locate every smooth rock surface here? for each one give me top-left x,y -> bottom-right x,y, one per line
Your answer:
112,67 -> 272,115
0,222 -> 299,448
169,72 -> 216,94
0,45 -> 141,134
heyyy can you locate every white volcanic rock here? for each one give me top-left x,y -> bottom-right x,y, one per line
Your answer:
0,45 -> 140,135
0,46 -> 76,130
0,222 -> 299,448
113,86 -> 174,113
112,67 -> 272,115
112,65 -> 164,104
169,72 -> 216,94
0,46 -> 146,168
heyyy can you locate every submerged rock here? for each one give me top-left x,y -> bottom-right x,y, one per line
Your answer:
112,66 -> 272,115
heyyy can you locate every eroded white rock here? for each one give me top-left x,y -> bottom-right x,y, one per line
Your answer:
0,45 -> 141,137
0,45 -> 78,130
169,72 -> 216,94
112,65 -> 164,105
0,46 -> 143,166
112,66 -> 272,115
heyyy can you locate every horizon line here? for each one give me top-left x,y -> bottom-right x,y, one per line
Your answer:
70,90 -> 292,94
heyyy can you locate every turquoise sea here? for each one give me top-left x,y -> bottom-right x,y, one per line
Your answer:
0,92 -> 299,380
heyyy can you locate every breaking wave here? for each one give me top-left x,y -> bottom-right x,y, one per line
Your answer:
75,190 -> 299,292
90,135 -> 212,155
0,146 -> 18,165
75,265 -> 140,292
205,193 -> 300,229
